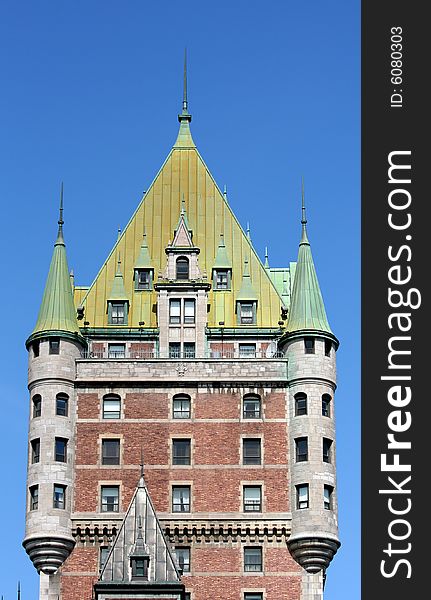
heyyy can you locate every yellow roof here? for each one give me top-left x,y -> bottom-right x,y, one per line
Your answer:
76,119 -> 285,329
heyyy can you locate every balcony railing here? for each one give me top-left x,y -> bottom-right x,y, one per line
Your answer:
80,349 -> 286,360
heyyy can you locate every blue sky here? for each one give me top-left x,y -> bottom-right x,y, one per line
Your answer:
0,1 -> 360,598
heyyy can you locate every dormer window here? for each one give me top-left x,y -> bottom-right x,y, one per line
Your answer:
108,301 -> 128,325
176,257 -> 189,280
214,269 -> 231,291
135,269 -> 152,291
238,301 -> 256,325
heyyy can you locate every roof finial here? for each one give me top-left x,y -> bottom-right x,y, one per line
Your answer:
183,47 -> 188,114
56,182 -> 65,244
17,581 -> 21,600
117,226 -> 121,240
139,447 -> 145,485
264,246 -> 269,268
223,184 -> 227,199
246,222 -> 251,241
300,178 -> 309,245
181,193 -> 186,216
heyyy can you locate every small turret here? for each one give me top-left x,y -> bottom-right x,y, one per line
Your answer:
23,187 -> 84,579
280,185 -> 340,580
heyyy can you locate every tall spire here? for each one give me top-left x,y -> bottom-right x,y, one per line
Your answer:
174,49 -> 195,148
286,187 -> 332,334
28,185 -> 82,344
108,254 -> 129,301
213,232 -> 231,269
237,257 -> 258,301
182,47 -> 188,114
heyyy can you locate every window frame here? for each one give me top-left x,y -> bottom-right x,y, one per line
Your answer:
325,339 -> 332,357
183,299 -> 196,324
169,299 -> 181,324
243,438 -> 262,465
172,394 -> 191,419
108,301 -> 128,325
172,485 -> 191,513
243,394 -> 261,419
324,485 -> 334,510
243,485 -> 262,512
323,438 -> 333,463
169,342 -> 181,358
53,484 -> 66,509
102,439 -> 121,465
244,546 -> 263,573
322,394 -> 332,417
183,342 -> 195,358
29,484 -> 39,511
176,256 -> 190,280
296,483 -> 309,509
55,437 -> 68,463
56,393 -> 69,417
175,547 -> 191,573
172,439 -> 191,466
244,594 -> 264,600
239,302 -> 256,325
214,269 -> 231,291
304,337 -> 315,354
295,437 -> 308,462
239,343 -> 256,358
31,438 -> 40,464
135,268 -> 152,291
294,392 -> 307,416
102,395 -> 121,419
49,338 -> 60,354
101,485 -> 120,513
108,343 -> 126,358
32,394 -> 42,418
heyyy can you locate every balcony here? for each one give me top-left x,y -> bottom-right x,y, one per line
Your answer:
80,349 -> 285,360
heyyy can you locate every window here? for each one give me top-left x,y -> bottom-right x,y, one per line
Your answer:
33,341 -> 40,357
243,439 -> 261,465
56,393 -> 69,416
323,438 -> 333,463
295,437 -> 308,462
55,437 -> 67,462
172,486 -> 190,512
183,342 -> 195,358
131,556 -> 149,579
325,339 -> 332,357
239,343 -> 256,358
109,302 -> 127,325
102,439 -> 120,465
53,484 -> 66,509
32,394 -> 42,418
244,547 -> 263,572
175,547 -> 190,573
243,394 -> 261,419
173,439 -> 191,465
322,394 -> 331,417
184,299 -> 196,324
49,338 -> 60,354
294,392 -> 307,416
243,486 -> 262,512
244,594 -> 263,600
185,594 -> 191,600
176,257 -> 189,280
101,486 -> 119,512
99,547 -> 110,572
296,484 -> 309,509
239,302 -> 255,325
103,395 -> 121,419
169,342 -> 181,358
135,269 -> 152,290
169,299 -> 181,324
31,438 -> 40,464
108,343 -> 125,358
29,485 -> 38,510
304,338 -> 315,354
324,485 -> 334,510
215,270 -> 230,290
173,394 -> 191,419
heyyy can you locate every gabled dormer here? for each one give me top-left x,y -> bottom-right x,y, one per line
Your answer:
134,230 -> 154,291
107,256 -> 129,325
212,233 -> 232,291
236,258 -> 258,325
162,200 -> 202,282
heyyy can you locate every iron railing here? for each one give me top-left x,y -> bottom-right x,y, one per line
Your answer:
80,349 -> 286,360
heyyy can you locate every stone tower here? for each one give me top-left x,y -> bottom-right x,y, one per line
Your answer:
24,67 -> 340,600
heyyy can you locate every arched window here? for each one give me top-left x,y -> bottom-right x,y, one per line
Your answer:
32,394 -> 42,418
243,394 -> 261,419
56,393 -> 69,416
294,392 -> 307,416
103,394 -> 121,419
176,257 -> 189,280
172,394 -> 191,419
322,394 -> 332,417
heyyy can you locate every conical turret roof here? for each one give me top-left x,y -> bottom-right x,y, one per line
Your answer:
29,187 -> 81,341
287,190 -> 332,334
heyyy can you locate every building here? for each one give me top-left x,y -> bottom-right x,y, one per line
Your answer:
23,66 -> 340,600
